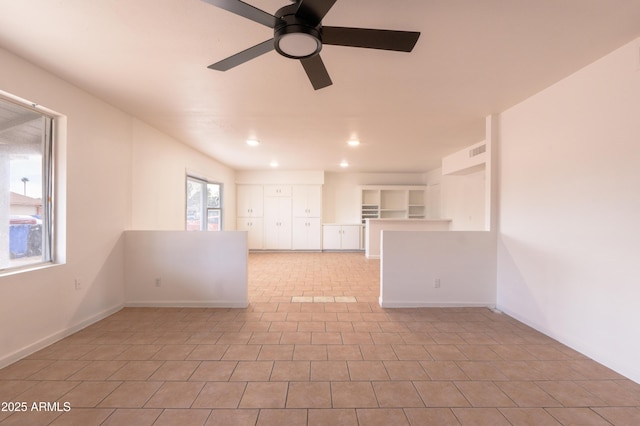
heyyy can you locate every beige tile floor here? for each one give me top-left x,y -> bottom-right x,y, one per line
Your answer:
1,252 -> 639,425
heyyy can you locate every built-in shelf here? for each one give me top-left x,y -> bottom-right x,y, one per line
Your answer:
360,185 -> 427,224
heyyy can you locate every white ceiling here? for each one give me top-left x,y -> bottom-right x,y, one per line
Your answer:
1,0 -> 639,172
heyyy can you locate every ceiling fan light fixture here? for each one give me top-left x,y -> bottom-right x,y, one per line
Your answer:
204,0 -> 421,89
347,139 -> 360,147
276,32 -> 321,58
246,139 -> 260,146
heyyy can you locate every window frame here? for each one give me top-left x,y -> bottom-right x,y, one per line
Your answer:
185,175 -> 223,231
0,94 -> 56,274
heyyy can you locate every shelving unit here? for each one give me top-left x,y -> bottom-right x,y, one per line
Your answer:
360,188 -> 381,224
360,185 -> 427,224
408,190 -> 426,218
380,189 -> 406,219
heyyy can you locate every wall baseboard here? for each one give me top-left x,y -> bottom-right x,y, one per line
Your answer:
125,301 -> 248,308
497,305 -> 640,385
380,297 -> 495,309
0,304 -> 124,370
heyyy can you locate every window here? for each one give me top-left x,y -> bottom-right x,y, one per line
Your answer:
186,176 -> 222,231
0,96 -> 54,272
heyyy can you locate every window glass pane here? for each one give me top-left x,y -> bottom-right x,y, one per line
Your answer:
1,98 -> 51,271
207,210 -> 220,231
207,183 -> 220,208
186,176 -> 222,231
186,178 -> 203,231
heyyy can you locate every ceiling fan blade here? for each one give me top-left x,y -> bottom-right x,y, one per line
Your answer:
295,0 -> 337,26
201,0 -> 281,28
300,55 -> 332,90
322,26 -> 420,52
208,39 -> 274,71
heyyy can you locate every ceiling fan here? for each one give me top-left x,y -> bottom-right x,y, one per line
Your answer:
202,0 -> 420,90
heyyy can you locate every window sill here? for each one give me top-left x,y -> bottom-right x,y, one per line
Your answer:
0,261 -> 63,278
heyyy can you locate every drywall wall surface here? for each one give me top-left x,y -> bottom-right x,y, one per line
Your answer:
130,119 -> 236,231
0,48 -> 129,367
124,231 -> 248,307
366,219 -> 451,259
440,169 -> 486,230
235,170 -> 324,185
380,231 -> 496,307
442,140 -> 487,175
497,37 -> 640,383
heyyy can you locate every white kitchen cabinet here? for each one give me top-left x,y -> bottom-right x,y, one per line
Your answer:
237,185 -> 263,217
322,224 -> 362,250
264,196 -> 292,249
292,217 -> 321,250
236,218 -> 263,250
237,183 -> 322,251
291,185 -> 322,250
292,185 -> 322,217
264,185 -> 291,197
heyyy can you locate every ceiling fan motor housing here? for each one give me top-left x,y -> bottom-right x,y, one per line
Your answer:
274,4 -> 322,59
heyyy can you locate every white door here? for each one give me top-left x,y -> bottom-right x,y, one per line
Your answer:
264,185 -> 291,197
237,218 -> 263,250
264,197 -> 292,249
322,225 -> 342,250
340,225 -> 361,250
293,185 -> 322,217
237,185 -> 263,217
293,217 -> 321,250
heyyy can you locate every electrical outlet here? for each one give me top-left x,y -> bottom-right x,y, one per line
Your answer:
75,279 -> 82,290
155,278 -> 161,287
434,278 -> 441,288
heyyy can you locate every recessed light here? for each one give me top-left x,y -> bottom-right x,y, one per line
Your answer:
340,160 -> 349,168
246,139 -> 260,147
270,160 -> 279,168
347,140 -> 360,147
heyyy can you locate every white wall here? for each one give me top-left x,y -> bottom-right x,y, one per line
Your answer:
497,38 -> 640,383
366,219 -> 451,259
440,169 -> 486,230
429,133 -> 493,231
124,231 -> 248,307
235,170 -> 324,186
380,231 -> 497,307
131,120 -> 236,230
442,140 -> 487,175
0,47 -> 239,368
0,48 -> 130,367
323,172 -> 427,223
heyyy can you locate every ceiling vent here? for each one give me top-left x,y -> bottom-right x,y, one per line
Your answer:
469,144 -> 486,158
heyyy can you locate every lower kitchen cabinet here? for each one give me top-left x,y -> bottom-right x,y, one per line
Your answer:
322,224 -> 362,250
